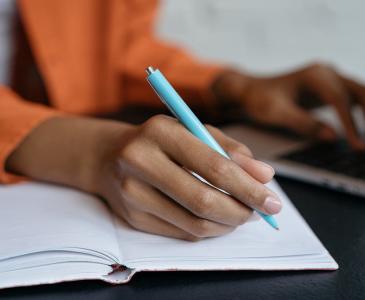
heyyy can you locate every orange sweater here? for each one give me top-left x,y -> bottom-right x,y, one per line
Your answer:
0,0 -> 223,183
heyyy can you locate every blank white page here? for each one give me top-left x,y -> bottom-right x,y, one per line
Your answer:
115,180 -> 337,270
0,183 -> 120,265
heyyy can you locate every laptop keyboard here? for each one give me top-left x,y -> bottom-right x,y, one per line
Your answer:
280,140 -> 365,180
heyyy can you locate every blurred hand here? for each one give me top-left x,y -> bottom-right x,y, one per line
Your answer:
214,63 -> 365,149
7,116 -> 279,241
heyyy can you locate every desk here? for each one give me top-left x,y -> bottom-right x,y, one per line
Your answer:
1,176 -> 365,300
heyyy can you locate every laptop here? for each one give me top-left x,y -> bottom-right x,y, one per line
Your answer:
223,105 -> 365,197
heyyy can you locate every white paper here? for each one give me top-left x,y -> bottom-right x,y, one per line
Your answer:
0,182 -> 121,272
0,179 -> 337,289
115,180 -> 337,271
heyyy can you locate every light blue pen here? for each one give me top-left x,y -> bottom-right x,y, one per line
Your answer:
145,66 -> 279,230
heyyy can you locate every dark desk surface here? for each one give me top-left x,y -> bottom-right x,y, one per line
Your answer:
2,176 -> 365,300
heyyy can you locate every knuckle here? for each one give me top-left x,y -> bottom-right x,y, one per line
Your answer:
191,219 -> 213,237
192,189 -> 216,217
210,156 -> 233,179
142,114 -> 172,136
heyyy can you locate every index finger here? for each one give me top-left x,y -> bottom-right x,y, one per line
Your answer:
159,123 -> 282,215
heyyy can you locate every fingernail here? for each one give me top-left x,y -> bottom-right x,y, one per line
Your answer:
263,196 -> 282,215
256,160 -> 275,176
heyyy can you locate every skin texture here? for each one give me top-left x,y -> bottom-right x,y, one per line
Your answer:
6,62 -> 365,240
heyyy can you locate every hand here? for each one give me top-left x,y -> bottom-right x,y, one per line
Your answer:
213,63 -> 365,149
6,116 -> 280,241
99,115 -> 280,240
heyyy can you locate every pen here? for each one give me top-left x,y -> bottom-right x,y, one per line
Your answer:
145,66 -> 279,230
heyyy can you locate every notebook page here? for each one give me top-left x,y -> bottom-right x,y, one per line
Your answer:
0,182 -> 120,265
0,262 -> 111,289
115,180 -> 332,268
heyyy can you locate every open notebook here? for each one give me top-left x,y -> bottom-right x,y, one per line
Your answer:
0,180 -> 337,289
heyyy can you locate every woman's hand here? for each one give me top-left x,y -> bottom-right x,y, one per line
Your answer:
100,115 -> 279,240
6,115 -> 280,241
214,63 -> 365,149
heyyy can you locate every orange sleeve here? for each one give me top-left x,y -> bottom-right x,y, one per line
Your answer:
0,86 -> 60,184
121,0 -> 226,108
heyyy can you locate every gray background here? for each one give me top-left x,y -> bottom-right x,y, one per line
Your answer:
157,0 -> 365,81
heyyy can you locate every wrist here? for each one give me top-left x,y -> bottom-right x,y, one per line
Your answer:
77,118 -> 136,195
6,116 -> 135,195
